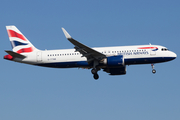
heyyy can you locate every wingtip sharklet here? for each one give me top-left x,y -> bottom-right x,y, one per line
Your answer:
62,27 -> 72,39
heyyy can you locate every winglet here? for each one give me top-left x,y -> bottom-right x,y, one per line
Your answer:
62,28 -> 72,39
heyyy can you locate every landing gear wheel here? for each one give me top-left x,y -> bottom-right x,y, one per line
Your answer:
93,74 -> 99,80
152,69 -> 156,74
91,68 -> 97,74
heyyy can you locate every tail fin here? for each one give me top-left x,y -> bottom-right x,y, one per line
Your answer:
6,25 -> 38,54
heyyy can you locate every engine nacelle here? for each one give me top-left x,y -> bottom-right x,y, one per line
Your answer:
102,55 -> 124,66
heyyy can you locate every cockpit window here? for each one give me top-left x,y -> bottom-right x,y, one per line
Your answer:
161,48 -> 169,51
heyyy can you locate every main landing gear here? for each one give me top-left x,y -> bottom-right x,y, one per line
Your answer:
151,64 -> 156,74
91,68 -> 99,80
91,60 -> 100,80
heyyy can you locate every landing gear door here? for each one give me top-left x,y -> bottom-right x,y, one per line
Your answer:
37,51 -> 42,62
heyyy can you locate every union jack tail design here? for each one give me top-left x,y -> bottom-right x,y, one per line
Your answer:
6,26 -> 38,54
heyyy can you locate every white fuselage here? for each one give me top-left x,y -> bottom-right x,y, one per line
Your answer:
14,44 -> 176,68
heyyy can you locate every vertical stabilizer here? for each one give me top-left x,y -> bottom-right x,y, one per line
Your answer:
6,26 -> 39,54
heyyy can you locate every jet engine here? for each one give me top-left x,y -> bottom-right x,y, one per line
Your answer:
102,55 -> 124,66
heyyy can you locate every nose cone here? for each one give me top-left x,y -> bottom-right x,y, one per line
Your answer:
170,52 -> 177,60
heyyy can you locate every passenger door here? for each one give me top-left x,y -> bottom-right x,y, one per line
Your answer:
37,51 -> 42,62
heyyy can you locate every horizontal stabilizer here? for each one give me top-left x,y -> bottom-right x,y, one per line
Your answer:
5,50 -> 26,58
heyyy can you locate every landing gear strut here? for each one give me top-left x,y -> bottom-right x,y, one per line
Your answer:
151,64 -> 156,74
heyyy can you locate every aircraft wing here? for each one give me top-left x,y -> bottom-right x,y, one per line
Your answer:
62,28 -> 106,63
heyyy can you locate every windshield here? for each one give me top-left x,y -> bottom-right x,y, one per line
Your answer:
161,48 -> 169,51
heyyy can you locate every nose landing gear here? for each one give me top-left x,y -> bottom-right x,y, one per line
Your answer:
151,64 -> 156,74
152,69 -> 156,74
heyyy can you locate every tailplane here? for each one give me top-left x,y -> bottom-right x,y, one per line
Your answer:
6,26 -> 39,54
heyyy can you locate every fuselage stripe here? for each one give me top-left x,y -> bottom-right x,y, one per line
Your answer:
138,47 -> 158,49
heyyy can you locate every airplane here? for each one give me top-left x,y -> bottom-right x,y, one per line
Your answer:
4,26 -> 177,80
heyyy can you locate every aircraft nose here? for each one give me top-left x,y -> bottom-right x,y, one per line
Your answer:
170,52 -> 177,60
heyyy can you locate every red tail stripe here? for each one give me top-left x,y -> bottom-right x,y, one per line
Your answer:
138,47 -> 158,49
7,30 -> 27,41
16,47 -> 33,54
